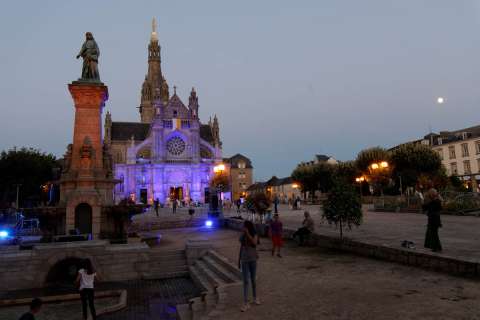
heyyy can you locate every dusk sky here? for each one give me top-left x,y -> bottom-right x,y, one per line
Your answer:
1,1 -> 480,180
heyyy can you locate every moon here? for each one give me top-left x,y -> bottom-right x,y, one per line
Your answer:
437,97 -> 445,104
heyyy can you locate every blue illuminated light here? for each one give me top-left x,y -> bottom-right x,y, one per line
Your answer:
205,220 -> 213,228
0,231 -> 9,238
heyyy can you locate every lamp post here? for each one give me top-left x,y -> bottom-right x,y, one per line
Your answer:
369,161 -> 389,207
211,163 -> 226,219
14,184 -> 22,210
355,176 -> 365,196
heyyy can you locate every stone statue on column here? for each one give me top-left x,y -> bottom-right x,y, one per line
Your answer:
76,32 -> 101,82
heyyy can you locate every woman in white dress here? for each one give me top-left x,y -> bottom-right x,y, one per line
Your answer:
75,259 -> 97,320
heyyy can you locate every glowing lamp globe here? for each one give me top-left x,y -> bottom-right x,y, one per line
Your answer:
0,231 -> 8,238
205,220 -> 213,228
437,97 -> 444,104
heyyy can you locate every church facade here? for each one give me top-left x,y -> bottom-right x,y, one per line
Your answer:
104,20 -> 222,204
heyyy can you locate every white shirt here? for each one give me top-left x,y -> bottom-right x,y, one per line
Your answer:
78,268 -> 96,290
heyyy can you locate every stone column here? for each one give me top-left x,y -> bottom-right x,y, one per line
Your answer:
60,81 -> 113,239
68,83 -> 108,171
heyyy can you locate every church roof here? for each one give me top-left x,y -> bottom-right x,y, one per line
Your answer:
111,122 -> 150,141
111,121 -> 215,144
200,124 -> 214,144
223,153 -> 253,168
167,93 -> 187,110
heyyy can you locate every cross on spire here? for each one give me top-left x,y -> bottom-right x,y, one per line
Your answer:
173,85 -> 177,95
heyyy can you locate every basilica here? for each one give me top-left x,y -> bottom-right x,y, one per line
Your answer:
104,19 -> 223,204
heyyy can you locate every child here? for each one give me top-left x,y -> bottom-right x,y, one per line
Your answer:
269,213 -> 283,257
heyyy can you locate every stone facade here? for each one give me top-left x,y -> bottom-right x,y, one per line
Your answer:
394,124 -> 480,191
104,20 -> 222,204
223,154 -> 253,201
60,82 -> 116,238
0,241 -> 189,293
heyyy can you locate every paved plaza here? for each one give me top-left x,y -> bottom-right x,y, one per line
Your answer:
136,226 -> 480,319
224,204 -> 480,263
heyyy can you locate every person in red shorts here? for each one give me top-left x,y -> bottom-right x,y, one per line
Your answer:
269,213 -> 283,257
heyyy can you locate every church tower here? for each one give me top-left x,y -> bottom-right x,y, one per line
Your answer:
139,18 -> 169,123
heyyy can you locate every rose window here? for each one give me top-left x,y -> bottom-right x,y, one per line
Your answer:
167,136 -> 186,155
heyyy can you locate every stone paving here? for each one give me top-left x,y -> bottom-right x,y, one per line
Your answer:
213,233 -> 480,320
149,227 -> 480,319
225,204 -> 480,263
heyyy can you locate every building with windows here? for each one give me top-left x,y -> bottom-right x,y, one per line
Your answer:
223,154 -> 253,201
104,20 -> 223,204
297,154 -> 338,168
428,125 -> 480,190
394,125 -> 480,191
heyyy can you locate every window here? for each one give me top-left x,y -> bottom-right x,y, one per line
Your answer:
476,141 -> 480,154
449,146 -> 456,159
464,160 -> 471,174
450,162 -> 458,175
461,143 -> 469,157
438,137 -> 442,145
163,120 -> 173,129
435,148 -> 443,160
181,120 -> 191,128
238,161 -> 246,169
118,175 -> 124,193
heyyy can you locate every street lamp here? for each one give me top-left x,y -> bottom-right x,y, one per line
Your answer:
213,163 -> 225,174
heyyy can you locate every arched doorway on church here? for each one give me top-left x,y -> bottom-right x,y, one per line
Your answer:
170,186 -> 183,200
75,203 -> 92,234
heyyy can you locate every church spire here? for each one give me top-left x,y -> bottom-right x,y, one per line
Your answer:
151,17 -> 158,42
140,18 -> 169,123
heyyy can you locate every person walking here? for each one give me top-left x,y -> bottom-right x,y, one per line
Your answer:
172,198 -> 177,214
273,195 -> 279,214
154,198 -> 159,217
269,213 -> 283,257
76,259 -> 97,320
423,189 -> 443,252
238,220 -> 260,312
18,298 -> 42,320
292,211 -> 315,245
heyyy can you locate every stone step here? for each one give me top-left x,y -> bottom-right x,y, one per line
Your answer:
206,250 -> 242,279
148,249 -> 186,258
141,270 -> 189,280
189,265 -> 214,293
147,264 -> 189,274
201,255 -> 238,284
176,303 -> 193,320
194,260 -> 225,289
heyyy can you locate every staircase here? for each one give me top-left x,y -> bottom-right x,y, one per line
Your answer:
137,249 -> 190,280
177,250 -> 243,320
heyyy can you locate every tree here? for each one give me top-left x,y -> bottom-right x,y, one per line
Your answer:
291,166 -> 317,198
0,147 -> 57,208
355,147 -> 390,172
312,162 -> 336,193
335,161 -> 359,183
245,192 -> 271,215
390,143 -> 442,191
322,179 -> 363,239
355,147 -> 391,195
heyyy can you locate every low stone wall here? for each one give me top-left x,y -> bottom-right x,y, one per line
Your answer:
0,240 -> 188,293
130,218 -> 206,232
223,218 -> 480,278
